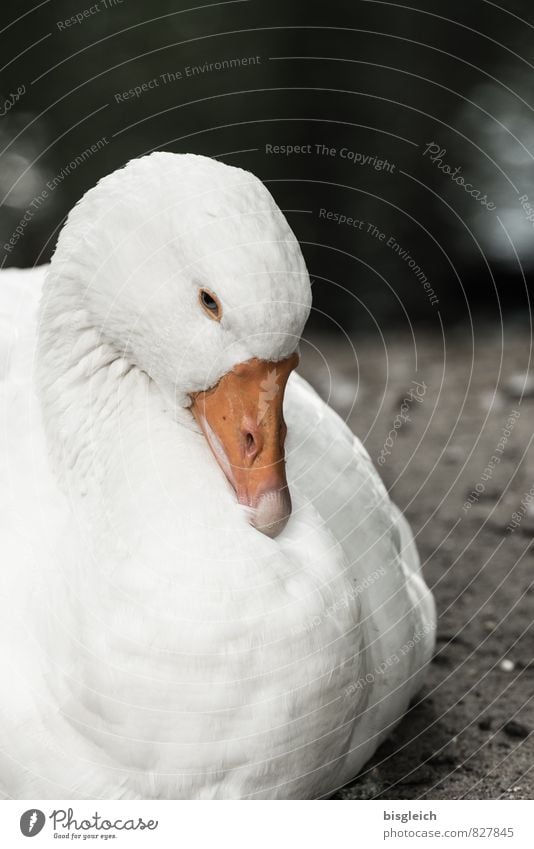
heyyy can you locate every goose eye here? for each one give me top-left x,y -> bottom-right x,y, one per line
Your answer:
199,288 -> 222,321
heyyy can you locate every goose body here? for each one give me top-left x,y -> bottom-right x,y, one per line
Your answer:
0,153 -> 435,799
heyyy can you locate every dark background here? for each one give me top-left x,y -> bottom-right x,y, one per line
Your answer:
2,0 -> 533,333
2,1 -> 534,800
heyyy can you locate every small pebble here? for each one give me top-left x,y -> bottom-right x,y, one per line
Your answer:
499,659 -> 515,672
478,716 -> 493,731
502,372 -> 534,399
436,632 -> 469,646
503,720 -> 530,739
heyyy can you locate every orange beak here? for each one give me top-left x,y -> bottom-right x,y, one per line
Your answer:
189,353 -> 299,538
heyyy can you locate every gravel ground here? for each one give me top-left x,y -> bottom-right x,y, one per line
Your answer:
299,323 -> 534,800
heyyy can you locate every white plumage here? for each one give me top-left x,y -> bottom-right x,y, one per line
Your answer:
0,153 -> 435,799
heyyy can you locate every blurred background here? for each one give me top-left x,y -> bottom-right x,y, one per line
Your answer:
2,0 -> 533,331
2,0 -> 534,799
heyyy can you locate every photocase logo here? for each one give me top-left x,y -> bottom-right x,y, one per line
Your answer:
20,809 -> 45,837
257,368 -> 279,424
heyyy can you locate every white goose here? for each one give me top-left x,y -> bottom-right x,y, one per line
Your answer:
0,152 -> 435,800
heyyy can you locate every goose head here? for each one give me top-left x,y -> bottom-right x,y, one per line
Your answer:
45,152 -> 311,538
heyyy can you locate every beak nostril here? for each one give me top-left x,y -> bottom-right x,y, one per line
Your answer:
243,429 -> 262,460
